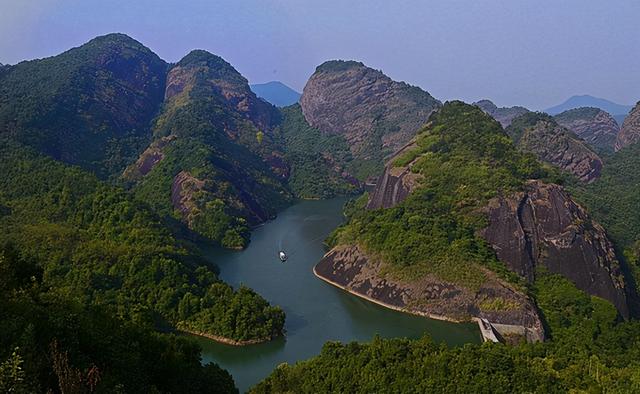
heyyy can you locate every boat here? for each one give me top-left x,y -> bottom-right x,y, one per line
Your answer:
278,251 -> 287,262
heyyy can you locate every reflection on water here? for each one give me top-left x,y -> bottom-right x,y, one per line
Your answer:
197,198 -> 481,393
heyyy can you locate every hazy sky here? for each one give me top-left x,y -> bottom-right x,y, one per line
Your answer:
1,0 -> 638,110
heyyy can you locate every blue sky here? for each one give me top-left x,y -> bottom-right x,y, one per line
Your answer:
0,0 -> 637,110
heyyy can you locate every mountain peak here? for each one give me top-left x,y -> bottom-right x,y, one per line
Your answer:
315,60 -> 365,73
250,81 -> 301,107
545,95 -> 632,116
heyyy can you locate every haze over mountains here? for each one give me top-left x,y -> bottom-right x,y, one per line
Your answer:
545,95 -> 632,124
250,81 -> 300,107
2,32 -> 640,393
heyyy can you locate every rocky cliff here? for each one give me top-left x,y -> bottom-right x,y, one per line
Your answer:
554,107 -> 619,153
315,245 -> 545,341
615,101 -> 640,151
300,60 -> 441,178
474,99 -> 530,128
508,113 -> 603,182
366,141 -> 421,209
480,180 -> 629,317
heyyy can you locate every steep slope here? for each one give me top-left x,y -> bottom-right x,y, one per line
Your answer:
250,81 -> 301,107
615,101 -> 640,151
507,112 -> 603,182
318,102 -> 632,339
300,60 -> 441,179
554,107 -> 619,153
474,99 -> 530,128
125,50 -> 292,247
0,33 -> 167,178
545,95 -> 632,117
570,142 -> 640,288
276,104 -> 359,198
0,139 -> 285,344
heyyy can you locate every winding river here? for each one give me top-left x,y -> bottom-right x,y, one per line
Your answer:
197,197 -> 481,392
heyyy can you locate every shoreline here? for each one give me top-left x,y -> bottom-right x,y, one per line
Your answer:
178,329 -> 276,346
312,263 -> 469,324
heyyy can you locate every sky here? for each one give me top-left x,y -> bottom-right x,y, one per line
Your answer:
0,0 -> 638,110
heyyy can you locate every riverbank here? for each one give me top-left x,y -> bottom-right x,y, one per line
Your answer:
312,263 -> 465,324
179,329 -> 277,346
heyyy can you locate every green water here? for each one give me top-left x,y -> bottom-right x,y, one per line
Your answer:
197,198 -> 481,392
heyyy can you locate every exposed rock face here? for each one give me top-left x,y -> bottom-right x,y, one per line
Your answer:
300,60 -> 441,177
366,142 -> 421,209
123,135 -> 177,179
481,180 -> 629,318
171,170 -> 206,224
615,101 -> 640,151
165,50 -> 280,133
315,245 -> 545,341
474,99 -> 530,128
508,114 -> 603,182
554,107 -> 619,152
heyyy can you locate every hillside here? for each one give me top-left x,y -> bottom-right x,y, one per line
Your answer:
0,33 -> 167,178
554,107 -> 619,153
507,112 -> 603,182
276,104 -> 359,198
251,81 -> 301,107
318,102 -> 631,339
124,50 -> 293,248
300,60 -> 441,179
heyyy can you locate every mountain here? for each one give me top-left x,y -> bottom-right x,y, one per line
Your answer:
545,95 -> 632,117
124,50 -> 292,248
474,99 -> 530,127
250,81 -> 301,107
316,102 -> 632,345
615,101 -> 640,151
276,104 -> 359,198
554,107 -> 619,153
0,33 -> 168,178
507,112 -> 603,182
300,60 -> 441,179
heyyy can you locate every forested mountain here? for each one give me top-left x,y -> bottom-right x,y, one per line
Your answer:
256,102 -> 640,393
0,34 -> 167,179
124,49 -> 293,248
317,102 -> 633,339
300,60 -> 442,179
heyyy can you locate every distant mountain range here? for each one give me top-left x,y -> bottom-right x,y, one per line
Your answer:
250,81 -> 301,107
545,95 -> 632,120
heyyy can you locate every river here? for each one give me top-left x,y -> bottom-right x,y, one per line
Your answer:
197,197 -> 481,392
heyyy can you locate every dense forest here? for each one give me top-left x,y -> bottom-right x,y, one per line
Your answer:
253,271 -> 640,393
276,105 -> 358,199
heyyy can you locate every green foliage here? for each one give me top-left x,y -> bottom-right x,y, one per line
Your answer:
0,33 -> 167,179
331,102 -> 550,287
277,105 -> 358,199
0,245 -> 238,393
0,140 -> 285,342
253,274 -> 640,393
569,143 -> 640,273
129,56 -> 291,245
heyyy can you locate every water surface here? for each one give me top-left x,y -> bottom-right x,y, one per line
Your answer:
198,198 -> 480,392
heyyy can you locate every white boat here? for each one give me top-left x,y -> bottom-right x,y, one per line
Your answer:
279,251 -> 287,262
